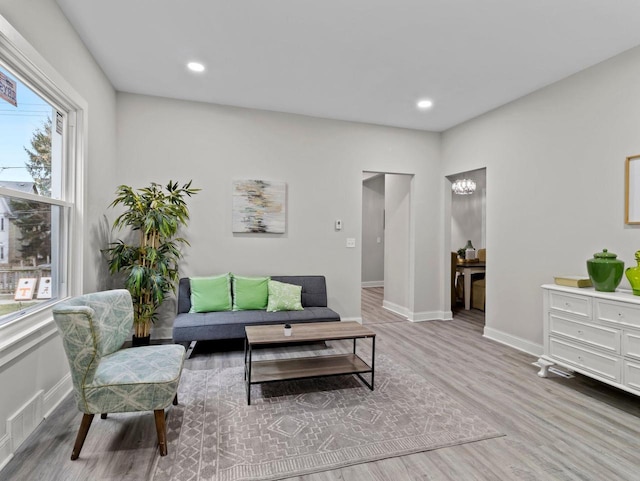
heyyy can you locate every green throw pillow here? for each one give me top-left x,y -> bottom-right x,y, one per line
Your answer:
267,280 -> 304,312
189,274 -> 232,313
232,275 -> 270,311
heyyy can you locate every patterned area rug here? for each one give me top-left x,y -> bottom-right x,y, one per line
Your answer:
152,354 -> 502,481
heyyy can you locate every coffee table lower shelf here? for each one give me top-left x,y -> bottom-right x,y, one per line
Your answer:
246,353 -> 374,404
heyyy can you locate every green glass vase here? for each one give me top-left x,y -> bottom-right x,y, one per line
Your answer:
625,250 -> 640,296
586,248 -> 624,292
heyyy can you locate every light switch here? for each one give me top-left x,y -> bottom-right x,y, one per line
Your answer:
335,219 -> 342,231
346,238 -> 356,248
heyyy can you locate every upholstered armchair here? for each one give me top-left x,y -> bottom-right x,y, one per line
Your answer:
53,289 -> 185,460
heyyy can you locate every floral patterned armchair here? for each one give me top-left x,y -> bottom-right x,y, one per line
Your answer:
53,289 -> 185,459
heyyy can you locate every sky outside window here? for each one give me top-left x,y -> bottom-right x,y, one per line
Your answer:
0,65 -> 52,183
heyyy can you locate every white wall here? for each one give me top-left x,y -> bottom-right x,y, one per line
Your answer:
361,175 -> 385,286
0,0 -> 117,469
450,168 -> 486,252
383,174 -> 412,317
442,45 -> 640,354
116,92 -> 445,330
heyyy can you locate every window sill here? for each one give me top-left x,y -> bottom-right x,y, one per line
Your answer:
0,300 -> 67,369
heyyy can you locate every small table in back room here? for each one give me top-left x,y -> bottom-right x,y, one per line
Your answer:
456,261 -> 486,310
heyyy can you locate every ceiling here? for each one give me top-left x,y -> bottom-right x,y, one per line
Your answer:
55,0 -> 640,132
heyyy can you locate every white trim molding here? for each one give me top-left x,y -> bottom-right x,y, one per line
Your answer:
0,315 -> 58,369
409,311 -> 450,322
483,326 -> 543,357
361,281 -> 384,288
0,373 -> 71,471
0,434 -> 11,472
383,300 -> 409,318
43,373 -> 72,418
383,302 -> 450,322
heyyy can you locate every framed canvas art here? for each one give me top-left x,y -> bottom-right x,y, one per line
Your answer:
232,180 -> 286,233
626,154 -> 640,224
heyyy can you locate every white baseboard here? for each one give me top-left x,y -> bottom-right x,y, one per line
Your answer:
382,302 -> 452,322
341,317 -> 363,324
361,281 -> 384,288
0,434 -> 12,473
382,300 -> 409,319
483,326 -> 543,356
409,311 -> 451,322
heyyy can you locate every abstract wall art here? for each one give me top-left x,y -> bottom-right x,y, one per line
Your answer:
232,180 -> 286,233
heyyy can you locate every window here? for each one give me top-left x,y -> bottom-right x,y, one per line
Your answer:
0,20 -> 85,330
0,65 -> 63,322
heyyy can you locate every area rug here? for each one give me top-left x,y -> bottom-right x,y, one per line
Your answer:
152,354 -> 503,481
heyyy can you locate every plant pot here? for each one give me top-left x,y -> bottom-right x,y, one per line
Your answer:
132,334 -> 151,347
587,248 -> 624,292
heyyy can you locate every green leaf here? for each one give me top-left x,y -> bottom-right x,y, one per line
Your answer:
105,180 -> 199,326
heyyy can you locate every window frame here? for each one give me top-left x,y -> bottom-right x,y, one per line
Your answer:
0,13 -> 85,363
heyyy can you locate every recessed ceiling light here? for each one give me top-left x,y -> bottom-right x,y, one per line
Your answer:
417,99 -> 433,110
187,62 -> 205,73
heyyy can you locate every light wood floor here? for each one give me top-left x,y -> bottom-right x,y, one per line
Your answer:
361,287 -> 407,324
3,290 -> 640,480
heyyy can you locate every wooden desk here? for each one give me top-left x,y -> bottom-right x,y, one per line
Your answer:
456,262 -> 486,310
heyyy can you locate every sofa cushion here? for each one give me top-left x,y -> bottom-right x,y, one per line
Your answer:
172,306 -> 341,342
189,274 -> 232,313
232,275 -> 270,311
267,280 -> 303,312
178,275 -> 330,313
270,276 -> 328,308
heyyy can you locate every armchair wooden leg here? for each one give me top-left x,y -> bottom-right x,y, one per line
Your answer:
71,413 -> 95,460
154,409 -> 168,456
100,413 -> 108,419
173,393 -> 178,406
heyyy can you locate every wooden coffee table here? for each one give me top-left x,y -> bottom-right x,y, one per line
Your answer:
244,321 -> 376,405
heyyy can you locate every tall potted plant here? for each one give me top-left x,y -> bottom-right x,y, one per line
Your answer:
105,180 -> 199,344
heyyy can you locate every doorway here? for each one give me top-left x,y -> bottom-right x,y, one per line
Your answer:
361,172 -> 412,325
447,168 -> 486,324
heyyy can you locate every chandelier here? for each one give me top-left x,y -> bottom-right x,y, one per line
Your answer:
451,178 -> 476,195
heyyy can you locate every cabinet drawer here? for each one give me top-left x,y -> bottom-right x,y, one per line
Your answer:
595,299 -> 640,328
549,291 -> 591,319
549,314 -> 620,353
549,338 -> 621,382
623,360 -> 640,392
622,331 -> 640,360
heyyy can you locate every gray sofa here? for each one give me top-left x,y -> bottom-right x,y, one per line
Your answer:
172,275 -> 341,343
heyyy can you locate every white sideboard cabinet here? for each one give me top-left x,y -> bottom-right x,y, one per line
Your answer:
538,284 -> 640,395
